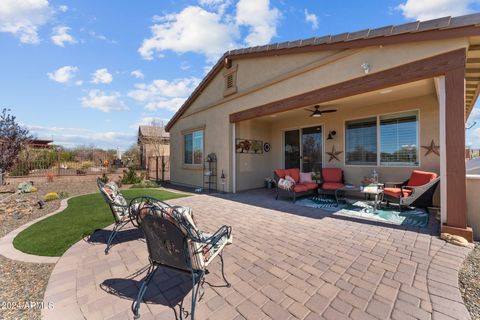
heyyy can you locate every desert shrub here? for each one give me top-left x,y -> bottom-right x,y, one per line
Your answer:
44,192 -> 60,201
121,167 -> 144,184
9,165 -> 29,176
99,173 -> 109,184
130,180 -> 159,189
58,191 -> 69,199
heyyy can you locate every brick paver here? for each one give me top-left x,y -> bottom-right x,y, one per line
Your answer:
42,190 -> 472,319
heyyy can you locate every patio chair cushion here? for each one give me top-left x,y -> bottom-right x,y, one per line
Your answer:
287,168 -> 300,183
322,182 -> 344,190
293,184 -> 308,192
300,182 -> 318,190
191,230 -> 232,268
407,170 -> 438,187
100,182 -> 128,220
384,187 -> 413,198
300,172 -> 313,183
274,169 -> 287,178
322,168 -> 343,183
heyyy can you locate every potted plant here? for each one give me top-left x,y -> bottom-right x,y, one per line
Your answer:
264,177 -> 275,189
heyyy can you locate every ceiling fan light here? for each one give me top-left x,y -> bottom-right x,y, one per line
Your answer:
312,113 -> 321,117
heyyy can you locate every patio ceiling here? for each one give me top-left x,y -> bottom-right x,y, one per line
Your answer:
465,36 -> 480,114
254,79 -> 435,123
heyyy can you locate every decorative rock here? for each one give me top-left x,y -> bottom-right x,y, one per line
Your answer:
441,233 -> 472,247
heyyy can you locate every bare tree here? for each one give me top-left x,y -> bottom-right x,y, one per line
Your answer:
0,108 -> 32,184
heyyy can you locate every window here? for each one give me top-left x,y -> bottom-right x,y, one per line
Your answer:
380,112 -> 418,166
344,111 -> 419,167
184,130 -> 203,165
345,117 -> 377,165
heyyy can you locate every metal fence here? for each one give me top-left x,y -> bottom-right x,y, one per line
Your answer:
147,156 -> 170,181
8,148 -> 116,177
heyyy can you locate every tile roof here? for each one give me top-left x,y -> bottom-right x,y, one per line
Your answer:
138,125 -> 169,138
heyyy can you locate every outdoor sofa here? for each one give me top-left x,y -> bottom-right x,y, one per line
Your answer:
274,168 -> 318,202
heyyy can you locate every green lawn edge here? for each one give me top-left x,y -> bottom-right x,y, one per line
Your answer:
13,188 -> 189,257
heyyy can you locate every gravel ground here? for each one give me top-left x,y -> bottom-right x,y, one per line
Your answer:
459,242 -> 480,320
0,177 -> 102,320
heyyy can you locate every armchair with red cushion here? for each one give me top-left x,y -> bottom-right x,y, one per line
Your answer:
383,170 -> 440,210
319,168 -> 345,195
273,168 -> 318,202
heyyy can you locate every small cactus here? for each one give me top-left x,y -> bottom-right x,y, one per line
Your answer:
44,192 -> 60,202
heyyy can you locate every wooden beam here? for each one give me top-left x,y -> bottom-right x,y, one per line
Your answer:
443,65 -> 471,240
469,45 -> 480,51
230,49 -> 466,123
466,77 -> 480,81
466,68 -> 480,74
466,84 -> 477,88
467,58 -> 480,63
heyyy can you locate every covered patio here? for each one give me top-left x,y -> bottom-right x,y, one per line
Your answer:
231,48 -> 475,241
42,190 -> 471,320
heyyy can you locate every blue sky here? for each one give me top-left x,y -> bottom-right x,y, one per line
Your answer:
1,0 -> 480,150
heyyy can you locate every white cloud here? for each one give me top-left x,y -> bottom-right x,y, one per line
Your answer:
397,0 -> 477,20
180,61 -> 191,70
199,0 -> 232,15
25,124 -> 135,149
128,77 -> 201,112
139,6 -> 238,62
87,30 -> 117,44
80,90 -> 128,112
90,68 -> 113,84
139,1 -> 281,62
0,0 -> 53,44
47,65 -> 78,84
58,5 -> 68,12
51,25 -> 76,47
131,69 -> 144,79
304,9 -> 319,30
235,0 -> 281,46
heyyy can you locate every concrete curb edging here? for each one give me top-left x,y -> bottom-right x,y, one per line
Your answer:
0,198 -> 71,264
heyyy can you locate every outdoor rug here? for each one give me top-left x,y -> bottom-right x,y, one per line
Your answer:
296,197 -> 429,228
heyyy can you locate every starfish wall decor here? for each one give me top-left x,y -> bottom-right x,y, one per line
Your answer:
421,139 -> 440,156
327,145 -> 343,162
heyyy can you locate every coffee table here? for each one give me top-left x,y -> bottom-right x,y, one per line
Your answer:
334,184 -> 384,212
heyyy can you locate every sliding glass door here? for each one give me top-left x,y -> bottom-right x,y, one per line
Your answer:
284,126 -> 322,172
284,129 -> 300,169
301,126 -> 322,172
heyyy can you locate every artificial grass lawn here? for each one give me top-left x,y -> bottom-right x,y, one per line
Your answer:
13,189 -> 189,257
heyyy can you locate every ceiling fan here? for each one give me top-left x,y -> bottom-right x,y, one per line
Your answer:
305,105 -> 337,117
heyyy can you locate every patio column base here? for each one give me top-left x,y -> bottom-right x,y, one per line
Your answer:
441,224 -> 473,242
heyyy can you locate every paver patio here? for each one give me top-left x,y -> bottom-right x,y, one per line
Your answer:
42,189 -> 472,320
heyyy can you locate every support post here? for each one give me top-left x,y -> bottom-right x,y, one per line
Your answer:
442,64 -> 473,241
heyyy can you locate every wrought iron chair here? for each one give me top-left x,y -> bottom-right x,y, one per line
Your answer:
97,178 -> 141,254
130,197 -> 232,320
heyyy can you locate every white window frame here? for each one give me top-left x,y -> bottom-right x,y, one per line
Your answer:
343,109 -> 421,168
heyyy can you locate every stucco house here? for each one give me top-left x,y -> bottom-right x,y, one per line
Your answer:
165,13 -> 480,241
